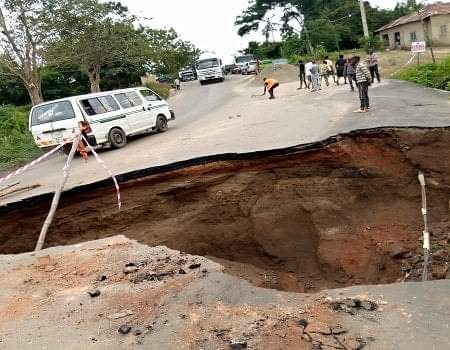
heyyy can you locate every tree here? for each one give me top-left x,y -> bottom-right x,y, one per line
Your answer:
45,0 -> 150,93
144,28 -> 199,76
0,0 -> 50,105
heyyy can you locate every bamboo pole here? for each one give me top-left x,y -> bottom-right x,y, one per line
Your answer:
35,136 -> 80,251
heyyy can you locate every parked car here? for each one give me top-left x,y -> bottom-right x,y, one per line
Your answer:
156,76 -> 172,84
29,87 -> 176,151
242,61 -> 258,75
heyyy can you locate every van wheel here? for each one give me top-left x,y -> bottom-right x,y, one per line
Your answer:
156,115 -> 168,133
109,128 -> 127,148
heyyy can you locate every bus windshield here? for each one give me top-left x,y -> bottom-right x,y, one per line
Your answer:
197,59 -> 219,70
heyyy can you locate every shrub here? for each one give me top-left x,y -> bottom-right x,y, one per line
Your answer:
359,35 -> 384,52
395,57 -> 450,91
0,105 -> 42,170
143,81 -> 172,99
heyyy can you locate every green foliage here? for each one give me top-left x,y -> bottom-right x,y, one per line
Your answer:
395,57 -> 450,91
0,105 -> 41,170
236,0 -> 423,53
143,82 -> 172,100
359,35 -> 384,52
243,41 -> 283,59
144,28 -> 200,76
45,0 -> 150,92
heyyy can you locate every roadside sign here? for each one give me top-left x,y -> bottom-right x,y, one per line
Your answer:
411,41 -> 426,53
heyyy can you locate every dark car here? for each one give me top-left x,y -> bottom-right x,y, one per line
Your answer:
156,76 -> 172,84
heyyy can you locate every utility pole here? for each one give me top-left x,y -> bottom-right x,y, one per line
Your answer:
359,0 -> 369,38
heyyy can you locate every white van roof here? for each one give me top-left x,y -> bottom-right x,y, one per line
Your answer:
32,87 -> 147,108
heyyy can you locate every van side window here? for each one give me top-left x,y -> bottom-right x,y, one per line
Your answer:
80,96 -> 119,116
114,91 -> 143,108
140,89 -> 161,102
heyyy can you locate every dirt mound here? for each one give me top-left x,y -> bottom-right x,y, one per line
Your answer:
248,63 -> 300,87
1,128 -> 450,293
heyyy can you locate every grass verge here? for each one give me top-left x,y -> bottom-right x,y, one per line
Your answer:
394,56 -> 450,91
0,105 -> 42,171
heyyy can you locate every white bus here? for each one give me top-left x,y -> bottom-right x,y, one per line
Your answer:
29,87 -> 175,151
196,52 -> 225,85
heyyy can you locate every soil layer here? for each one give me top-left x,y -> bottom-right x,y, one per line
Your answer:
1,128 -> 450,292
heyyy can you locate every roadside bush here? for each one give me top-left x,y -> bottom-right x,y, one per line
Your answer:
395,57 -> 450,91
143,81 -> 172,99
0,105 -> 42,170
359,35 -> 384,52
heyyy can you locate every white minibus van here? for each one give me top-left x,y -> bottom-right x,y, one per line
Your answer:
29,87 -> 175,151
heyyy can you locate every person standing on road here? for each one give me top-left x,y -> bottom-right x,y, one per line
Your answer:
324,56 -> 336,84
263,77 -> 279,99
305,59 -> 313,89
174,78 -> 181,91
320,60 -> 330,87
335,54 -> 346,85
354,56 -> 372,113
366,49 -> 381,83
297,60 -> 307,90
345,58 -> 356,92
310,60 -> 321,92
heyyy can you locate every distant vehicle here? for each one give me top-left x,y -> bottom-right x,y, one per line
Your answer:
29,87 -> 176,151
234,54 -> 255,74
224,64 -> 236,74
156,76 -> 172,84
242,60 -> 258,75
178,67 -> 196,81
196,52 -> 225,85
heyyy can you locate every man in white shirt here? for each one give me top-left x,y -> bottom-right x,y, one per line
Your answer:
305,60 -> 313,90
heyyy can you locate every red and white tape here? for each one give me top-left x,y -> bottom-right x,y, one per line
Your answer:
81,135 -> 121,210
0,140 -> 71,188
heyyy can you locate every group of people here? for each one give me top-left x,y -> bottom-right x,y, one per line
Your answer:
296,50 -> 380,113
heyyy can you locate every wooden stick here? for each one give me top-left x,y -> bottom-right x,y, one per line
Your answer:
418,172 -> 430,281
35,136 -> 79,251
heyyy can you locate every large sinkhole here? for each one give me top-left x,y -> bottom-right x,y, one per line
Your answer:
1,128 -> 450,292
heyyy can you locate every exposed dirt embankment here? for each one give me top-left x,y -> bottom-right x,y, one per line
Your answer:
1,128 -> 450,292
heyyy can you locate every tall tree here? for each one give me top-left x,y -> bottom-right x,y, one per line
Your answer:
0,0 -> 50,105
45,0 -> 149,93
144,27 -> 199,76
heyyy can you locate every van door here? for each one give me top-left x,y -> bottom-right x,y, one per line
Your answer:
138,89 -> 168,117
78,95 -> 127,143
30,100 -> 79,148
113,91 -> 153,132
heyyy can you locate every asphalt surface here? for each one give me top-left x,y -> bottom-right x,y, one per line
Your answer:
1,72 -> 449,205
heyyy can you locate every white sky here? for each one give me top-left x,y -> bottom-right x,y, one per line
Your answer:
122,0 -> 419,62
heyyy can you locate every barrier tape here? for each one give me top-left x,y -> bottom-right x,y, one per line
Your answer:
81,135 -> 121,210
0,140 -> 71,188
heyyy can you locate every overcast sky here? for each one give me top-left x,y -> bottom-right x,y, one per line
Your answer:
122,0 -> 419,61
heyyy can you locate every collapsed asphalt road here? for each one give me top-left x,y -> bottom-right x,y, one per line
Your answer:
1,127 -> 449,294
1,73 -> 449,205
1,236 -> 449,350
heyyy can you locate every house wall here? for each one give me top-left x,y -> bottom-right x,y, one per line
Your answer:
380,21 -> 426,49
430,15 -> 450,45
379,14 -> 450,48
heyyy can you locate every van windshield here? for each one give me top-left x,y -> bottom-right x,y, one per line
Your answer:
197,59 -> 219,70
31,101 -> 75,126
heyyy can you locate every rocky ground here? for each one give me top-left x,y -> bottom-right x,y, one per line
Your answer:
1,236 -> 449,350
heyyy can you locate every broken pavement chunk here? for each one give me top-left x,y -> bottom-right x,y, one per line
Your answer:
88,289 -> 101,298
118,325 -> 131,335
229,340 -> 247,349
188,263 -> 201,269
